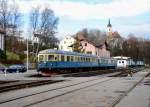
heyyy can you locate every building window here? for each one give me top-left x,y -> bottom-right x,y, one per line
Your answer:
85,43 -> 87,46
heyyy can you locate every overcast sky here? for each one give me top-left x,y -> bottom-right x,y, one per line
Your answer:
13,0 -> 150,39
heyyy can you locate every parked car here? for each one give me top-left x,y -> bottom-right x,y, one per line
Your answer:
0,64 -> 6,73
6,65 -> 27,73
0,66 -> 5,73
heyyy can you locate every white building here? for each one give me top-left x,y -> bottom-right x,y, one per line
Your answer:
113,56 -> 130,68
0,29 -> 5,51
59,36 -> 75,52
32,33 -> 40,43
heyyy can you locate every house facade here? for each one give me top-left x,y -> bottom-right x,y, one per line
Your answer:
59,36 -> 75,52
80,39 -> 110,58
80,39 -> 97,55
0,29 -> 5,51
96,44 -> 110,58
59,35 -> 110,58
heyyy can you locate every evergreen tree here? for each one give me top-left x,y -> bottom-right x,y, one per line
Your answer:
72,38 -> 84,53
0,49 -> 6,60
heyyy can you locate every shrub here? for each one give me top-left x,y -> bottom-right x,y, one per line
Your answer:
6,51 -> 20,61
1,60 -> 23,65
0,49 -> 6,60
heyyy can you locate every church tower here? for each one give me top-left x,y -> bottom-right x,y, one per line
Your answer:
107,19 -> 112,36
106,19 -> 113,44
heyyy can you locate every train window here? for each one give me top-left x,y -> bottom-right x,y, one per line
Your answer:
104,59 -> 107,63
75,56 -> 77,61
82,57 -> 84,62
85,57 -> 87,61
39,55 -> 44,61
89,58 -> 90,62
93,58 -> 95,62
99,59 -> 101,63
71,56 -> 74,61
119,61 -> 121,63
104,59 -> 106,63
55,56 -> 57,61
79,57 -> 81,62
86,58 -> 88,62
81,57 -> 83,61
48,55 -> 54,61
122,61 -> 124,63
77,57 -> 80,62
67,56 -> 70,61
77,57 -> 79,62
61,55 -> 65,61
106,59 -> 108,63
97,59 -> 99,62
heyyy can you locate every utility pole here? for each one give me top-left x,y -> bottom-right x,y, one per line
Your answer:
26,38 -> 29,72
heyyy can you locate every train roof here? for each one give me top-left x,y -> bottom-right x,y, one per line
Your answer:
113,56 -> 130,60
38,49 -> 98,58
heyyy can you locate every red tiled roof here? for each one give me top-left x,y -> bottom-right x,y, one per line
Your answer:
75,32 -> 108,49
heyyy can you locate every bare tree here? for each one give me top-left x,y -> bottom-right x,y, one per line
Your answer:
39,8 -> 59,46
88,29 -> 107,45
0,0 -> 22,54
29,7 -> 40,54
0,0 -> 11,56
30,7 -> 40,33
29,7 -> 59,60
8,1 -> 22,52
76,28 -> 107,45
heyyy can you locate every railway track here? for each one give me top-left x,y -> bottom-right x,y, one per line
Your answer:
0,80 -> 63,93
0,67 -> 139,93
0,70 -> 129,107
0,68 -> 125,93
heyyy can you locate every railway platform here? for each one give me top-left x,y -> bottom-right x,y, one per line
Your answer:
116,71 -> 150,107
0,69 -> 149,107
